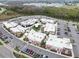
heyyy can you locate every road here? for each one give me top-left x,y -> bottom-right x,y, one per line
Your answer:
0,22 -> 66,58
0,46 -> 15,58
0,18 -> 79,58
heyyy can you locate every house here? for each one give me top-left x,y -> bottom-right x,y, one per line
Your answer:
27,29 -> 46,46
46,34 -> 73,56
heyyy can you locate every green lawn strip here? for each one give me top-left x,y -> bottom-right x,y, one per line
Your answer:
0,39 -> 3,45
14,46 -> 20,52
13,51 -> 28,58
0,38 -> 29,58
0,41 -> 3,45
0,38 -> 10,44
4,41 -> 9,44
13,49 -> 31,58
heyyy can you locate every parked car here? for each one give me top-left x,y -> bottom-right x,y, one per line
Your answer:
21,48 -> 48,58
29,50 -> 34,55
25,49 -> 30,53
77,32 -> 79,34
42,55 -> 48,58
40,55 -> 48,58
33,52 -> 38,58
9,37 -> 13,39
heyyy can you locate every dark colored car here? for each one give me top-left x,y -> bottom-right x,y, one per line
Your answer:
77,32 -> 79,34
29,49 -> 34,55
40,55 -> 48,58
25,49 -> 29,53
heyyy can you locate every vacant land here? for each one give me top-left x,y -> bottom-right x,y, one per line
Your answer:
43,7 -> 79,22
0,6 -> 79,22
0,8 -> 6,14
0,7 -> 21,21
62,5 -> 79,9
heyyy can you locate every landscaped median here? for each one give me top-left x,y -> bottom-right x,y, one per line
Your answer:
14,46 -> 31,58
0,38 -> 10,44
0,38 -> 31,58
13,51 -> 29,58
0,39 -> 3,45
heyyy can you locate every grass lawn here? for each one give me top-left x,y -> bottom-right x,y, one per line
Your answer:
4,41 -> 9,44
32,25 -> 41,31
62,5 -> 79,9
0,38 -> 10,44
0,41 -> 3,45
14,46 -> 20,52
0,39 -> 3,45
13,52 -> 28,58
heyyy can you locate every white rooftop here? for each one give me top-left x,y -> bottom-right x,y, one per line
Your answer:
17,25 -> 27,33
21,18 -> 38,26
10,27 -> 21,33
46,34 -> 72,49
27,29 -> 46,43
10,25 -> 27,33
40,18 -> 54,23
3,22 -> 18,28
44,23 -> 57,33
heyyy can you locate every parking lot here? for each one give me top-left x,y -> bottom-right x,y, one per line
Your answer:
0,16 -> 79,58
0,21 -> 66,58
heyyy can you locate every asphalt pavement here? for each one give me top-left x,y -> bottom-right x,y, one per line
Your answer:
0,18 -> 79,58
0,22 -> 65,58
0,46 -> 15,58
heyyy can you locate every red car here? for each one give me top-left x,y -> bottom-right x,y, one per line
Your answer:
29,49 -> 34,55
